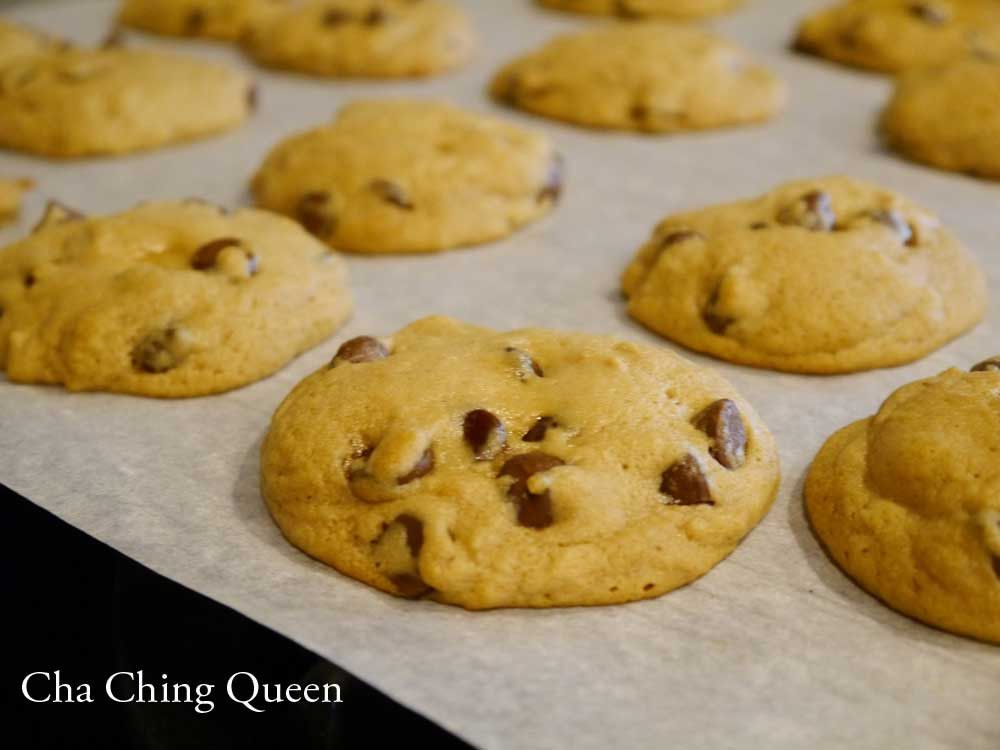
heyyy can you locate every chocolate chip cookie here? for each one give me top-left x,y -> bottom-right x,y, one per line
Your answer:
240,0 -> 477,78
793,0 -> 1000,73
118,0 -> 284,41
621,176 -> 987,373
0,47 -> 254,157
490,23 -> 784,132
881,55 -> 1000,179
806,360 -> 1000,643
0,200 -> 351,397
261,316 -> 780,609
539,0 -> 741,18
252,99 -> 562,253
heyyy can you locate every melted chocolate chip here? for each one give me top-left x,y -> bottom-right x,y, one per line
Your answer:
185,8 -> 206,33
463,409 -> 507,460
992,555 -> 1000,581
778,190 -> 835,231
522,416 -> 556,442
370,179 -> 413,210
296,191 -> 337,238
703,285 -> 733,335
499,451 -> 564,529
971,356 -> 1000,373
393,513 -> 424,556
389,573 -> 431,598
505,347 -> 543,379
322,8 -> 350,25
190,237 -> 243,269
131,326 -> 191,374
660,454 -> 714,506
331,336 -> 389,366
909,2 -> 951,25
23,272 -> 35,289
537,154 -> 564,203
660,229 -> 704,248
693,399 -> 747,469
398,448 -> 434,485
363,8 -> 387,25
750,221 -> 769,230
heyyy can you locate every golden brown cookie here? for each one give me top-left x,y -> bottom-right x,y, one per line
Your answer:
806,359 -> 1000,643
881,55 -> 1000,179
262,316 -> 780,609
240,0 -> 477,78
251,99 -> 562,253
539,0 -> 741,18
622,176 -> 987,373
0,47 -> 254,158
793,0 -> 1000,73
118,0 -> 284,40
490,23 -> 784,132
0,200 -> 352,397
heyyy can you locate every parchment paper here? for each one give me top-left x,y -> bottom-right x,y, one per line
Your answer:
2,1 -> 999,747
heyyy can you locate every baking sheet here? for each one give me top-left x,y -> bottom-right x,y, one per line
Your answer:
2,1 -> 999,747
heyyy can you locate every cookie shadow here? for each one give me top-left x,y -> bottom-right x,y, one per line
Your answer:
785,464 -> 995,653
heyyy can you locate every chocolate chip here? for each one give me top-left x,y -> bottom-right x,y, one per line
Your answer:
909,2 -> 951,25
370,179 -> 413,210
703,286 -> 733,335
398,448 -> 434,485
693,399 -> 747,469
364,8 -> 387,25
971,356 -> 1000,373
778,190 -> 835,231
499,451 -> 565,529
388,573 -> 431,598
190,237 -> 244,269
32,200 -> 84,233
505,347 -> 543,379
185,8 -> 206,33
322,9 -> 350,25
630,103 -> 648,123
345,445 -> 374,480
331,336 -> 388,366
522,416 -> 556,442
537,154 -> 563,204
660,454 -> 714,506
393,513 -> 424,556
463,410 -> 507,461
378,514 -> 432,597
750,221 -> 768,230
659,229 -> 704,249
132,326 -> 192,374
296,191 -> 337,238
23,272 -> 35,288
614,0 -> 640,18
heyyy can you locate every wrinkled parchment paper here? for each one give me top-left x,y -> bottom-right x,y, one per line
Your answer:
2,1 -> 999,747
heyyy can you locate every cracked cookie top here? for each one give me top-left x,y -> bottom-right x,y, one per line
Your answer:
806,360 -> 1000,643
261,316 -> 780,609
622,176 -> 987,373
0,200 -> 351,397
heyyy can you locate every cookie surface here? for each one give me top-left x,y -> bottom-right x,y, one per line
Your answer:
252,99 -> 562,253
240,0 -> 477,78
0,177 -> 33,226
0,200 -> 351,397
881,56 -> 1000,179
0,20 -> 63,68
539,0 -> 740,18
262,316 -> 780,609
622,176 -> 987,373
794,0 -> 1000,73
118,0 -> 283,40
806,361 -> 1000,643
0,48 -> 254,157
490,23 -> 784,132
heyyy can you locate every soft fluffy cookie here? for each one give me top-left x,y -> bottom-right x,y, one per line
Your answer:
794,0 -> 1000,73
261,316 -> 780,609
0,200 -> 351,397
806,360 -> 1000,643
0,177 -> 33,226
240,0 -> 476,78
118,0 -> 284,41
621,176 -> 987,373
490,23 -> 784,132
252,99 -> 562,253
0,48 -> 254,157
0,20 -> 63,68
881,56 -> 1000,179
539,0 -> 740,19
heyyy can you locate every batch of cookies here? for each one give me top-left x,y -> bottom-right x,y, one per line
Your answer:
0,0 -> 997,643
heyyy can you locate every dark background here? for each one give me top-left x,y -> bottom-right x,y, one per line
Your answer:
3,484 -> 471,749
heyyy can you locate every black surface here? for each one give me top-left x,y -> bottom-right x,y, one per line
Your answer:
3,484 -> 472,749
